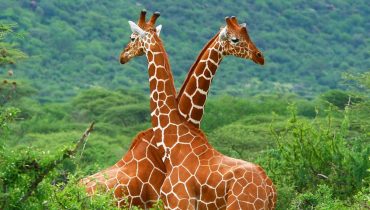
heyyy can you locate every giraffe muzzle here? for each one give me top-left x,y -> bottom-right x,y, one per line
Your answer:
252,52 -> 264,65
120,53 -> 131,64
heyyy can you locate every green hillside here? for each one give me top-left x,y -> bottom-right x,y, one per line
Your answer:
0,1 -> 369,209
0,0 -> 368,101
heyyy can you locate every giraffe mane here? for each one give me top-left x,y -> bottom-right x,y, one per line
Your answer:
176,32 -> 220,99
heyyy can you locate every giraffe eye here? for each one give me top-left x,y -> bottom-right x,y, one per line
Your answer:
231,37 -> 239,43
130,36 -> 135,41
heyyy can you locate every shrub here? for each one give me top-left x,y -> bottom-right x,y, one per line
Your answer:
320,89 -> 362,109
271,104 -> 370,200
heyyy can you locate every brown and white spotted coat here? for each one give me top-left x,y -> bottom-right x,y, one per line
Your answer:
83,11 -> 276,210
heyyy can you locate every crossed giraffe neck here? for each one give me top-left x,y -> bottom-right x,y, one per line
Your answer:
178,32 -> 224,126
143,32 -> 183,138
140,28 -> 276,210
84,13 -> 276,209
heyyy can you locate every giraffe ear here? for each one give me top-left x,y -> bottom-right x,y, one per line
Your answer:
128,21 -> 146,37
240,23 -> 247,28
156,25 -> 162,36
219,26 -> 228,40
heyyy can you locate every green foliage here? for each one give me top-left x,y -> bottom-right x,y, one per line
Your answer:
70,87 -> 141,122
202,94 -> 290,132
0,23 -> 27,66
0,1 -> 368,100
0,107 -> 20,136
320,89 -> 362,109
101,103 -> 150,126
0,145 -> 121,209
259,103 -> 370,209
290,185 -> 348,210
1,4 -> 369,207
208,115 -> 284,159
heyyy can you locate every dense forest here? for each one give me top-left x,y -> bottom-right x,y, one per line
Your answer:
0,0 -> 369,101
0,0 -> 369,209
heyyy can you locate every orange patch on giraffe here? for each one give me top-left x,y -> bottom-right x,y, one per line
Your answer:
178,166 -> 192,182
190,106 -> 204,122
200,185 -> 216,202
208,172 -> 223,186
158,93 -> 166,102
166,96 -> 176,109
149,168 -> 165,187
207,61 -> 218,74
147,51 -> 153,61
178,198 -> 191,210
247,183 -> 258,196
170,167 -> 180,184
127,178 -> 141,195
236,176 -> 248,187
161,104 -> 170,114
193,88 -> 207,105
164,80 -> 174,94
257,185 -> 267,199
154,53 -> 164,66
158,100 -> 164,108
233,182 -> 243,196
193,144 -> 208,156
253,172 -> 262,185
166,193 -> 180,209
208,54 -> 218,66
152,116 -> 158,127
216,180 -> 227,197
183,153 -> 199,174
177,126 -> 190,137
159,114 -> 169,127
185,77 -> 197,96
137,159 -> 151,180
157,80 -> 164,92
173,183 -> 189,198
156,68 -> 167,80
150,100 -> 156,112
197,202 -> 207,210
149,79 -> 157,91
165,124 -> 178,135
194,62 -> 206,76
178,96 -> 192,117
254,198 -> 265,209
152,91 -> 158,101
148,63 -> 156,77
145,184 -> 158,202
203,68 -> 212,79
209,49 -> 219,62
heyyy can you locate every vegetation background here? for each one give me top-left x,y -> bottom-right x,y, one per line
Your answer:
0,0 -> 369,209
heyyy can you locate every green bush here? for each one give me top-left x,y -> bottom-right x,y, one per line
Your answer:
262,104 -> 370,208
100,103 -> 150,126
320,89 -> 362,109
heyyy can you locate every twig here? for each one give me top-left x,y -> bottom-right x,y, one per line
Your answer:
19,122 -> 95,202
317,173 -> 329,179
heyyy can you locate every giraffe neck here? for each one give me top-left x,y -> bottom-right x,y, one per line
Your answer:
143,34 -> 181,135
177,33 -> 224,127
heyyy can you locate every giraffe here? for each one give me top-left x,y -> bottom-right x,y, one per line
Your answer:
83,11 -> 276,209
119,12 -> 276,209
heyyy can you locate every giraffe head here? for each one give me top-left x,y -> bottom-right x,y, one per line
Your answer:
120,10 -> 162,64
219,16 -> 264,65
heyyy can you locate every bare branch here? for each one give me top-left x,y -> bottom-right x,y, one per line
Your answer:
19,122 -> 95,202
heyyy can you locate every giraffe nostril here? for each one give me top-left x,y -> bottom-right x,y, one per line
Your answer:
256,52 -> 262,58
